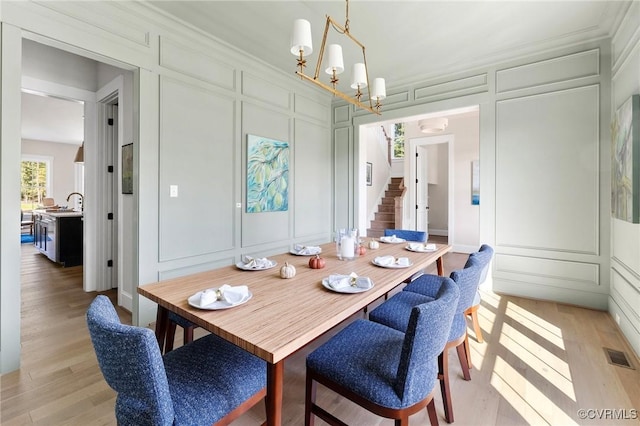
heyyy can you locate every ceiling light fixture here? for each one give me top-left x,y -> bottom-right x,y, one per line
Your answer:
290,0 -> 385,115
418,118 -> 449,133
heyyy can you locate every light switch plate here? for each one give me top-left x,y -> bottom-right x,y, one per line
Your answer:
170,185 -> 178,197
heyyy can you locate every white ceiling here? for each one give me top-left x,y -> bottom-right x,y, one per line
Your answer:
148,0 -> 629,88
21,91 -> 84,145
21,1 -> 630,142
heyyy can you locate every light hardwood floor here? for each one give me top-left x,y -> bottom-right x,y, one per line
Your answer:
2,242 -> 639,425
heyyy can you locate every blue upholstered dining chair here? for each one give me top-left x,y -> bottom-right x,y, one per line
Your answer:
305,277 -> 460,426
369,260 -> 483,423
86,295 -> 266,426
464,245 -> 494,344
384,228 -> 427,242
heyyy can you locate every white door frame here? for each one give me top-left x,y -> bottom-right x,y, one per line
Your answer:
408,135 -> 454,243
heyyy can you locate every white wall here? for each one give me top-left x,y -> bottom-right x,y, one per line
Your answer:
609,1 -> 640,357
21,139 -> 77,204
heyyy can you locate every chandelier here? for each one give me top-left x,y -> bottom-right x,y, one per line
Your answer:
290,0 -> 386,115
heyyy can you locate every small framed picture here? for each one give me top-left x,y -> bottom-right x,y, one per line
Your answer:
366,162 -> 373,186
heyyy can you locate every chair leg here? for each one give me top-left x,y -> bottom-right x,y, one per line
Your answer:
466,305 -> 484,343
456,339 -> 471,381
183,325 -> 195,346
164,321 -> 177,353
305,372 -> 317,426
438,350 -> 454,423
427,398 -> 439,426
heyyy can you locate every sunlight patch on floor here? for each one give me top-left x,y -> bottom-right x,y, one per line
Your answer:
491,356 -> 578,426
499,324 -> 576,401
506,301 -> 565,350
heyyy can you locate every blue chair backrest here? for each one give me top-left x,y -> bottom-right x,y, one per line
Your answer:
450,258 -> 483,313
86,295 -> 175,426
394,277 -> 459,402
465,244 -> 494,284
384,229 -> 427,242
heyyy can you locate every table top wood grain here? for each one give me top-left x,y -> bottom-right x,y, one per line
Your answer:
138,241 -> 451,363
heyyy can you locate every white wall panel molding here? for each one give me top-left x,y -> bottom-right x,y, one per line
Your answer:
294,93 -> 330,124
611,1 -> 640,73
611,268 -> 640,316
159,36 -> 235,91
158,76 -> 236,261
242,71 -> 290,111
608,297 -> 640,356
334,105 -> 351,125
496,85 -> 600,254
158,257 -> 236,281
294,118 -> 332,238
33,1 -> 150,47
378,90 -> 410,108
495,253 -> 600,290
334,127 -> 352,229
415,73 -> 488,102
496,49 -> 600,94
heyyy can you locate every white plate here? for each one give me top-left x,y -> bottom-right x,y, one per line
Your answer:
372,258 -> 413,269
379,236 -> 406,244
321,277 -> 374,294
188,289 -> 253,310
235,259 -> 277,270
289,248 -> 322,256
405,245 -> 436,253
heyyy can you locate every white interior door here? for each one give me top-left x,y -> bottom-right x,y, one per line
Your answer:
416,145 -> 429,232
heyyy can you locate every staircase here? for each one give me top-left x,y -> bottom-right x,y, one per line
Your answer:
367,177 -> 404,238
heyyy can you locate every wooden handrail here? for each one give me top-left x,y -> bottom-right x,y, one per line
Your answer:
381,125 -> 392,166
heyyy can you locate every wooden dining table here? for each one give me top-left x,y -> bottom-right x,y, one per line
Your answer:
138,240 -> 452,426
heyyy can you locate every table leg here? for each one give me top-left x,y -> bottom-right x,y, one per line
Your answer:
266,361 -> 284,426
154,305 -> 168,352
436,256 -> 445,276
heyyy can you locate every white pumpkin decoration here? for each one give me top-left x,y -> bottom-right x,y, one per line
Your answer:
280,262 -> 296,279
368,239 -> 380,249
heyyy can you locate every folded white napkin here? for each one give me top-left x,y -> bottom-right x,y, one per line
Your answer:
382,235 -> 403,242
327,273 -> 372,290
425,243 -> 436,250
408,242 -> 425,251
294,244 -> 321,255
200,284 -> 248,306
242,256 -> 270,268
375,255 -> 396,266
375,256 -> 410,266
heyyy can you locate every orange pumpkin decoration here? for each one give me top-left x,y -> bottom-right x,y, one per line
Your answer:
309,254 -> 326,269
358,245 -> 367,255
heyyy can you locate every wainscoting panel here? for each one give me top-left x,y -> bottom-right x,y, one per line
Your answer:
241,102 -> 291,247
496,49 -> 600,93
159,36 -> 235,90
334,126 -> 352,228
334,105 -> 350,125
495,85 -> 599,254
242,71 -> 290,110
294,118 -> 332,239
158,76 -> 236,261
414,73 -> 488,102
294,93 -> 330,123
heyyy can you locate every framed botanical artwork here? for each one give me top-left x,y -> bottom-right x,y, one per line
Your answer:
246,135 -> 289,213
612,94 -> 640,223
366,162 -> 372,186
121,143 -> 133,194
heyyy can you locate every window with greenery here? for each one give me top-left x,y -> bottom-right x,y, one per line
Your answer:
21,159 -> 50,210
393,122 -> 405,159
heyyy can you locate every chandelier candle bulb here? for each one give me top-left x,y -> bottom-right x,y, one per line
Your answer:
350,63 -> 367,89
371,78 -> 386,100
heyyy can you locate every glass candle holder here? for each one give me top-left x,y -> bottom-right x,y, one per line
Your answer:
336,228 -> 359,260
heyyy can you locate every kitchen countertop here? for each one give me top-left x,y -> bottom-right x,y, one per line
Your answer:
33,209 -> 83,218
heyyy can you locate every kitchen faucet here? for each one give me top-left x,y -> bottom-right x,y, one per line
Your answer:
66,192 -> 84,211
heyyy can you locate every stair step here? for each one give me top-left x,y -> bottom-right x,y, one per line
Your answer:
375,212 -> 394,221
385,190 -> 403,197
381,198 -> 395,205
370,220 -> 394,230
378,204 -> 394,213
